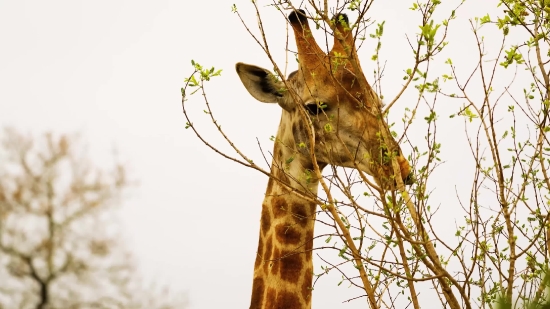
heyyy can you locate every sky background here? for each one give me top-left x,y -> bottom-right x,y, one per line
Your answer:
0,1 -> 519,308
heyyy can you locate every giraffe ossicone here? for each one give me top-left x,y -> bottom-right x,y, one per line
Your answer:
236,9 -> 413,309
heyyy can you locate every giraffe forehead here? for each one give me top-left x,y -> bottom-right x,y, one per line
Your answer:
288,66 -> 365,99
307,73 -> 366,104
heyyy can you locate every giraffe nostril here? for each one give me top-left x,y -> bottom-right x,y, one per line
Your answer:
404,173 -> 415,185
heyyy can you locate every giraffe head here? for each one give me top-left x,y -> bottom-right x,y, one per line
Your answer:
236,10 -> 413,189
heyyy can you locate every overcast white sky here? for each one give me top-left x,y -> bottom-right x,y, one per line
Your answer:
0,1 -> 517,308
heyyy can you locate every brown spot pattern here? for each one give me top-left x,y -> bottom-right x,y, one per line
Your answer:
265,287 -> 277,307
272,197 -> 288,218
265,234 -> 273,256
272,167 -> 290,188
263,235 -> 273,274
254,235 -> 264,269
260,204 -> 271,236
291,202 -> 313,227
301,267 -> 313,301
274,224 -> 302,245
277,290 -> 302,308
265,178 -> 275,195
249,277 -> 265,309
279,251 -> 303,282
270,247 -> 281,275
303,229 -> 314,259
277,149 -> 283,160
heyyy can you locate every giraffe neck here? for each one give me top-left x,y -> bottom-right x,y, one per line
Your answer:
249,117 -> 320,309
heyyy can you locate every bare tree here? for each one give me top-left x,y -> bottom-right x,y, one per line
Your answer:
0,128 -> 186,309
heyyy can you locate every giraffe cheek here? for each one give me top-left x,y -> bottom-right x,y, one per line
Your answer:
291,120 -> 309,147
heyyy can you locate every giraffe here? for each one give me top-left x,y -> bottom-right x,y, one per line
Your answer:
235,9 -> 413,309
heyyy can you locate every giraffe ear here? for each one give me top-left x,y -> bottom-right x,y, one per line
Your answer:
235,63 -> 285,104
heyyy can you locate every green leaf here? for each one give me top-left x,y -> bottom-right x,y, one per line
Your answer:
480,14 -> 491,24
461,106 -> 478,122
424,111 -> 437,123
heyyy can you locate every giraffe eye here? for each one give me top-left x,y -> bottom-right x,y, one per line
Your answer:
304,102 -> 329,115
